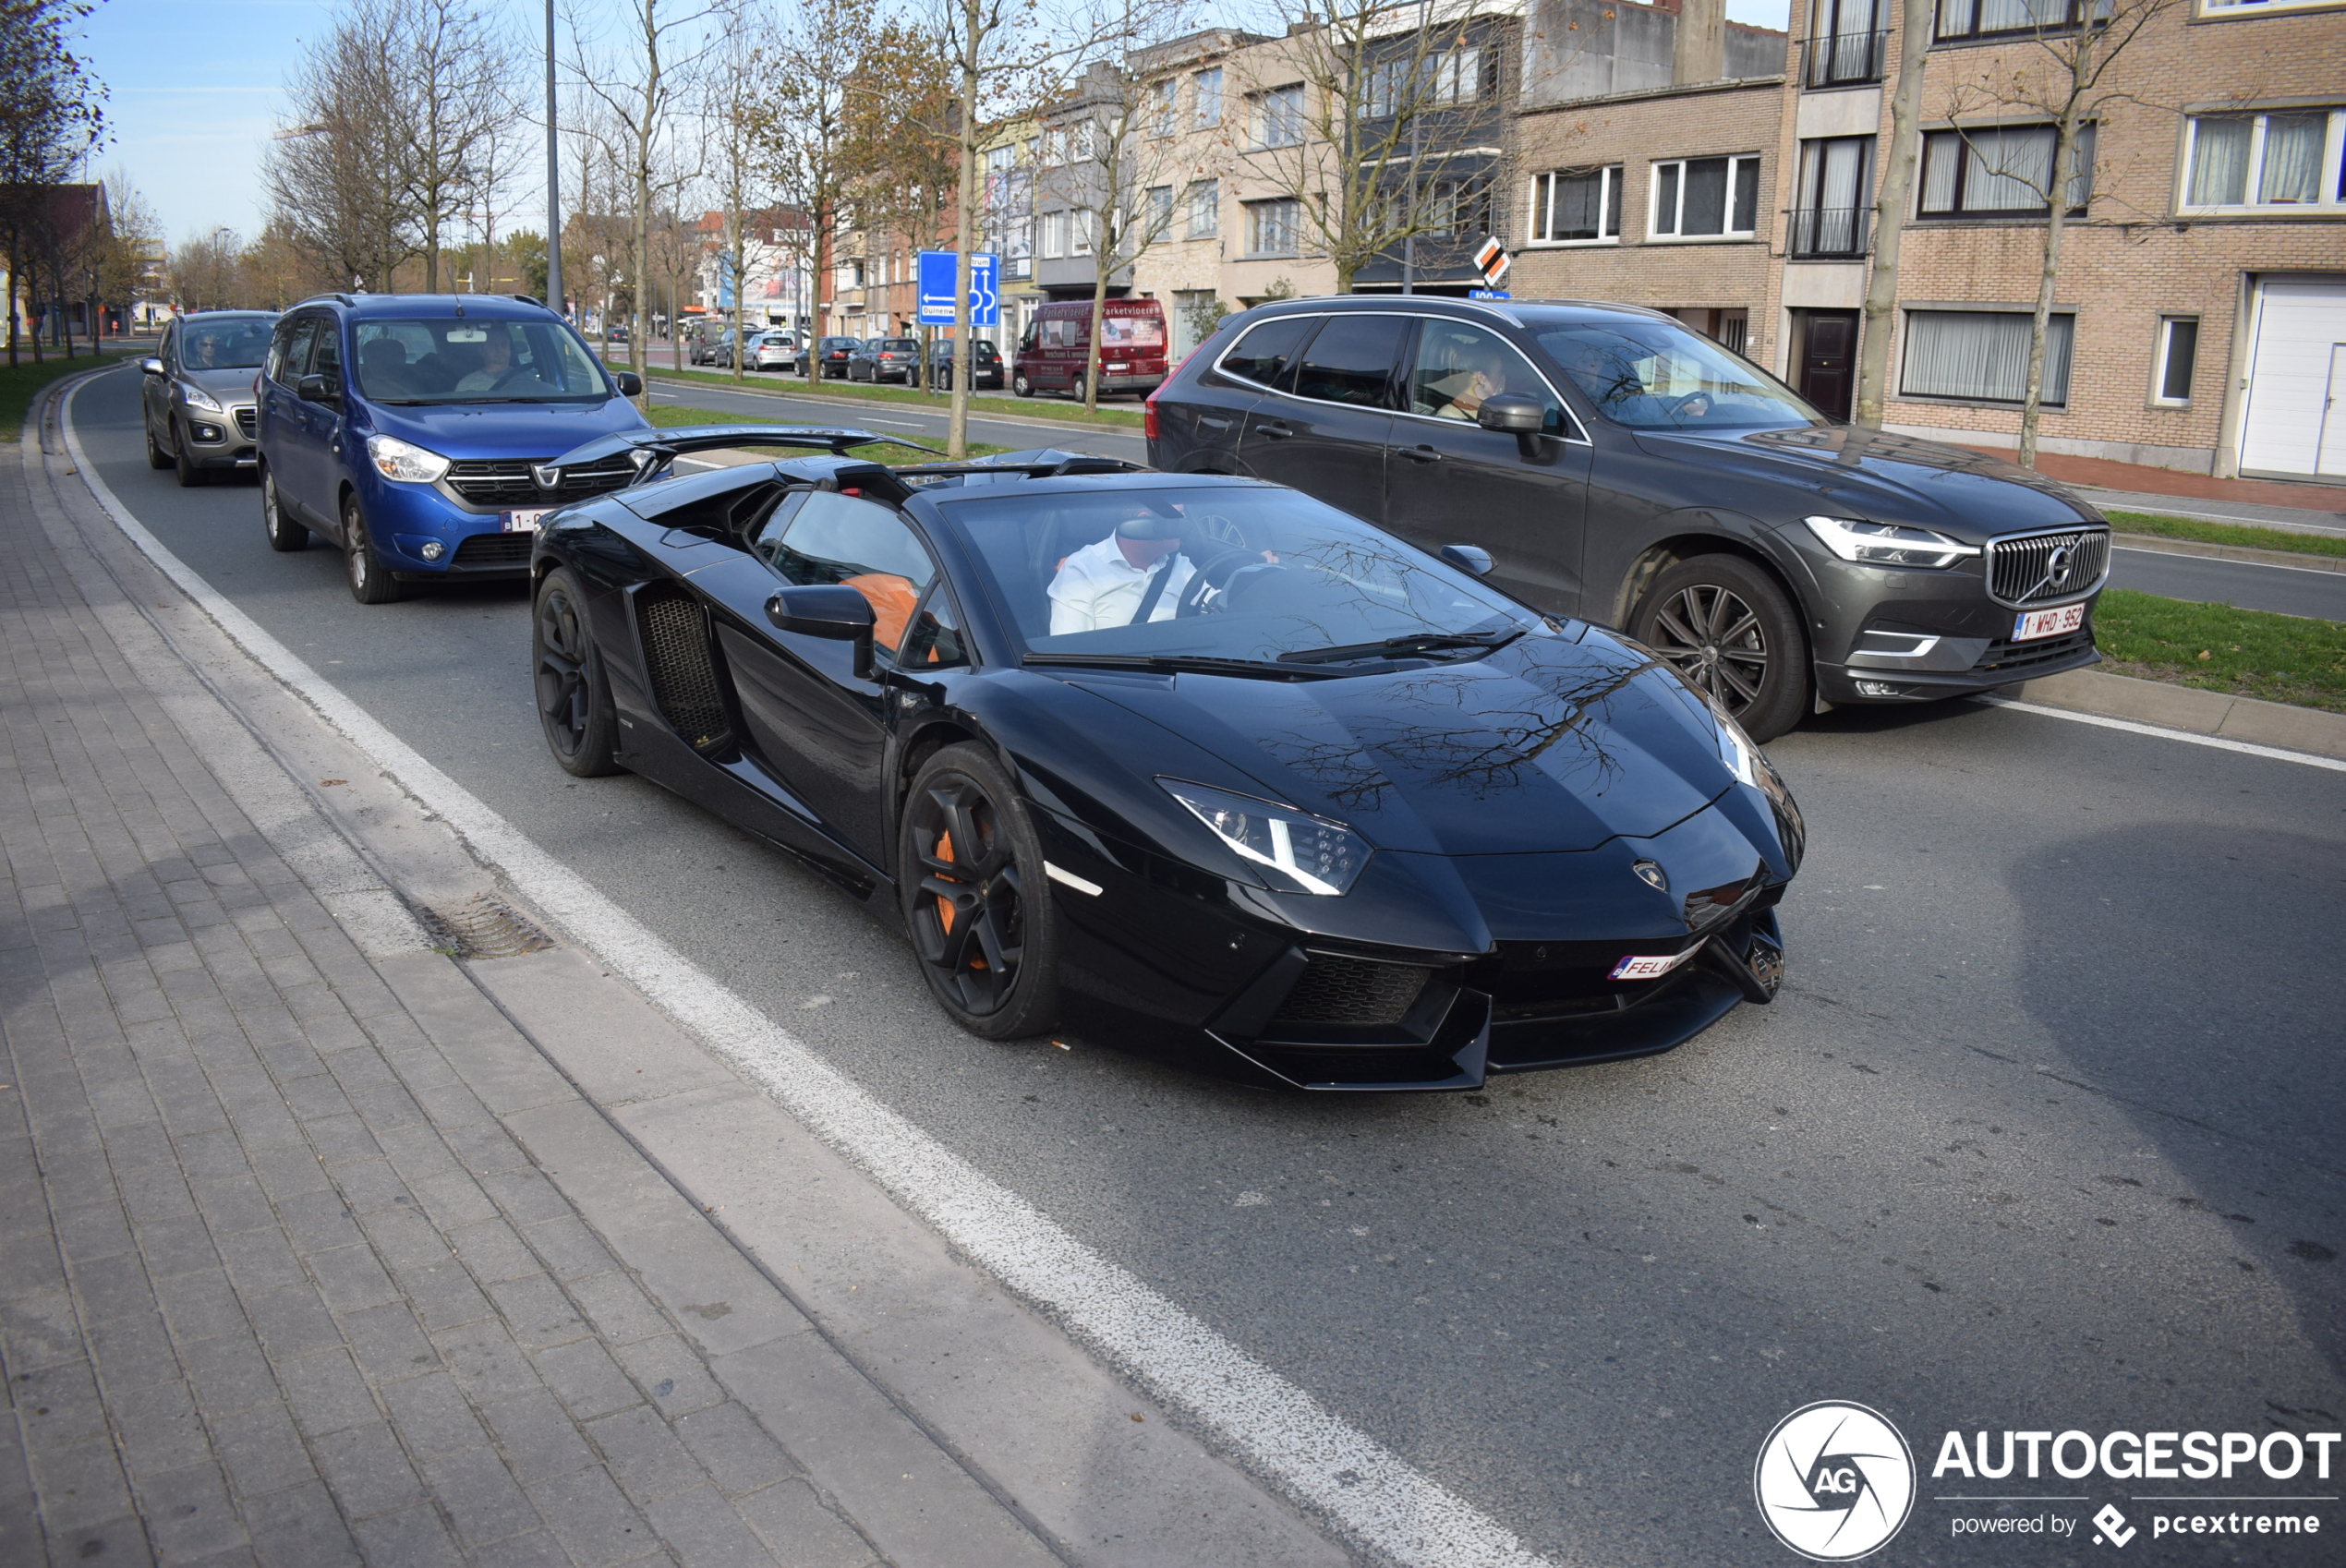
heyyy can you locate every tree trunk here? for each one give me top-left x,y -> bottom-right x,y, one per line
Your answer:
1085,244 -> 1107,414
731,216 -> 747,384
2019,114 -> 2080,470
1853,0 -> 1932,428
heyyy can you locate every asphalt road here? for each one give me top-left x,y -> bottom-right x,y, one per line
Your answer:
2109,543 -> 2346,621
77,363 -> 2346,1565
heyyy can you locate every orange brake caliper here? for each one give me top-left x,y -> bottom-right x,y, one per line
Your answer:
935,832 -> 956,934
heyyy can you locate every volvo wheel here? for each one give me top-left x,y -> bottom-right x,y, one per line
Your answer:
1630,554 -> 1807,742
900,743 -> 1058,1040
534,567 -> 622,777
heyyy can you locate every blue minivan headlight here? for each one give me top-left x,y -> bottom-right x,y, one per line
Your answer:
367,434 -> 451,484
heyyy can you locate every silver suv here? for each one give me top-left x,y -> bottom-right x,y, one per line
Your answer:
142,310 -> 275,486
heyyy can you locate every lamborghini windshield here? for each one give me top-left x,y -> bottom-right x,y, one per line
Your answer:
351,318 -> 612,404
941,485 -> 1547,668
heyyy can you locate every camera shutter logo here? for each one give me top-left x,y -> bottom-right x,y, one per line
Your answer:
1754,1401 -> 1916,1561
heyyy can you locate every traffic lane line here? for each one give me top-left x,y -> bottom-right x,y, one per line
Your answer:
1974,694 -> 2346,773
2106,549 -> 2346,621
61,375 -> 1563,1568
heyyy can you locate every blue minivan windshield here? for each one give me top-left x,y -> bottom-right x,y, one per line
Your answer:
351,319 -> 611,404
1535,320 -> 1823,431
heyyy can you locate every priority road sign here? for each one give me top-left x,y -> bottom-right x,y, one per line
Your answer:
917,250 -> 999,328
1471,236 -> 1511,288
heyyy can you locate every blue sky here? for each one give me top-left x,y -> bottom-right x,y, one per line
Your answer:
75,0 -> 1794,251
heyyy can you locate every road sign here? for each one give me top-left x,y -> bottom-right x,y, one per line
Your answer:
1471,236 -> 1511,288
917,250 -> 999,328
1469,289 -> 1511,300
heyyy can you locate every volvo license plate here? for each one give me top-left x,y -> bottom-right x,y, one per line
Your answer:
2012,602 -> 2086,642
504,509 -> 552,533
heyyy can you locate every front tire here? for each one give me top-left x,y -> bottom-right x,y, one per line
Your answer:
342,494 -> 403,604
1012,372 -> 1033,398
173,422 -> 209,487
260,468 -> 307,551
1629,554 -> 1807,742
900,743 -> 1058,1040
146,419 -> 173,469
534,567 -> 622,777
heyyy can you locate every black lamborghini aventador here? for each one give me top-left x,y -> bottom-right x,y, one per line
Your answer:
526,426 -> 1805,1092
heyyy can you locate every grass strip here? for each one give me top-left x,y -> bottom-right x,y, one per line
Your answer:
640,362 -> 1147,430
647,401 -> 1010,466
2093,587 -> 2346,714
0,352 -> 115,441
2104,509 -> 2346,561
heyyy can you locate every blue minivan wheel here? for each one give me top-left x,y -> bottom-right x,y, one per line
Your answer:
342,494 -> 405,605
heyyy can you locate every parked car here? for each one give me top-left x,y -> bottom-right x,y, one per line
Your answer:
801,335 -> 860,378
849,336 -> 921,383
605,323 -> 629,343
140,308 -> 277,487
254,293 -> 649,604
1013,298 -> 1168,401
926,338 -> 1004,391
750,332 -> 801,371
1145,297 -> 2111,741
527,429 -> 1802,1089
694,327 -> 739,367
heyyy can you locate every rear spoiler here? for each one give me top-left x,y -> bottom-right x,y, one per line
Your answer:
547,425 -> 948,486
895,448 -> 1152,486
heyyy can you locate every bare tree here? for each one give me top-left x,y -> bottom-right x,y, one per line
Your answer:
170,227 -> 245,312
1938,0 -> 2179,466
1248,0 -> 1510,294
266,2 -> 418,290
750,0 -> 876,385
0,0 -> 108,365
1853,0 -> 1932,430
843,18 -> 959,383
93,169 -> 163,329
393,0 -> 523,292
705,1 -> 771,381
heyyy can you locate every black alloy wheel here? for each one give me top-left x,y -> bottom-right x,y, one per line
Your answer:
260,468 -> 307,551
145,417 -> 173,469
173,421 -> 209,487
1630,554 -> 1808,742
341,494 -> 403,604
900,743 -> 1058,1040
533,567 -> 622,777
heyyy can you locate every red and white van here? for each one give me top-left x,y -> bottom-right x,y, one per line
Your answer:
1011,297 -> 1168,400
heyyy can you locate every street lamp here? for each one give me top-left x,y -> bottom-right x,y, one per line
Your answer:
545,0 -> 562,319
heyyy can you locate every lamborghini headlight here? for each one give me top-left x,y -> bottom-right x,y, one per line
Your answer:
1159,779 -> 1369,896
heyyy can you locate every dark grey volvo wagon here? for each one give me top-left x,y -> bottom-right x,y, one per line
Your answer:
1146,297 -> 2110,740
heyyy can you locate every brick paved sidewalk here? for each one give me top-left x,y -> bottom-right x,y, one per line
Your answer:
0,415 -> 1033,1562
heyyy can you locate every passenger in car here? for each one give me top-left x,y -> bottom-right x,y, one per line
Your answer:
1425,343 -> 1510,422
1046,513 -> 1198,634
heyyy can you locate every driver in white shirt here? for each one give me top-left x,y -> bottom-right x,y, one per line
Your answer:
1047,514 -> 1197,634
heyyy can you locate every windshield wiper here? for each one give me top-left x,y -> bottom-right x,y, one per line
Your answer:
1022,652 -> 1343,681
1276,628 -> 1525,666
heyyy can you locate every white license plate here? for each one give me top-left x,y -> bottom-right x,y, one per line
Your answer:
1610,949 -> 1699,982
504,509 -> 552,533
2012,602 -> 2086,642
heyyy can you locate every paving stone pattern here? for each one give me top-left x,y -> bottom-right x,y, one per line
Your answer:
0,455 -> 881,1563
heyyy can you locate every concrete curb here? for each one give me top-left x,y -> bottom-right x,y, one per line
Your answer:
2111,531 -> 2346,574
2006,667 -> 2346,761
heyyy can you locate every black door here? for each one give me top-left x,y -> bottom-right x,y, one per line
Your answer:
1796,310 -> 1858,421
1236,314 -> 1407,526
699,488 -> 940,868
1158,314 -> 1313,471
1385,318 -> 1596,616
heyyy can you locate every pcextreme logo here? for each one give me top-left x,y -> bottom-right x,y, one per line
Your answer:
1755,1402 -> 1918,1561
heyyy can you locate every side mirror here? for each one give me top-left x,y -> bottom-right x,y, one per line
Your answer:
613,370 -> 644,397
768,585 -> 877,678
139,356 -> 164,377
1475,394 -> 1545,433
1439,543 -> 1495,576
296,373 -> 336,404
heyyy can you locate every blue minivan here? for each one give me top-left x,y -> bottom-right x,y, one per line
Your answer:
256,294 -> 652,602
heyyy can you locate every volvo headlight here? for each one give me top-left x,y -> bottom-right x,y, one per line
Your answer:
1159,779 -> 1369,896
1802,515 -> 1978,570
366,434 -> 451,484
179,383 -> 224,414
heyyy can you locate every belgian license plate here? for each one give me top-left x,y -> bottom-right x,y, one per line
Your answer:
2013,602 -> 2086,642
504,509 -> 552,533
1610,949 -> 1699,982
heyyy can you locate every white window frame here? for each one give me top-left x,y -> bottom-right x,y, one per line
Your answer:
2176,107 -> 2346,215
1254,84 -> 1305,150
1152,78 -> 1178,137
1037,210 -> 1066,259
1244,198 -> 1301,258
1193,67 -> 1223,128
1647,154 -> 1761,240
1527,165 -> 1624,246
1186,178 -> 1220,238
2151,315 -> 2199,406
2194,0 -> 2345,18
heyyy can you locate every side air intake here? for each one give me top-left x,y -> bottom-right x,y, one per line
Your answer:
634,588 -> 734,754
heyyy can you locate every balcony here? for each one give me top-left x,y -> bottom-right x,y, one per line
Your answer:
1800,30 -> 1888,89
1787,206 -> 1871,259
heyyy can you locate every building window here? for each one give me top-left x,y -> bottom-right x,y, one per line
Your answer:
1530,165 -> 1623,243
1072,209 -> 1095,256
1360,47 -> 1486,119
1245,198 -> 1301,257
1935,0 -> 2105,42
1419,178 -> 1491,238
1790,136 -> 1873,256
1037,210 -> 1067,259
1902,309 -> 2074,405
1144,185 -> 1173,236
1650,155 -> 1760,238
1254,84 -> 1304,149
2195,0 -> 2346,15
1805,0 -> 1887,88
1918,125 -> 2094,216
1186,178 -> 1220,237
2153,317 -> 2198,404
1152,78 -> 1178,136
1194,67 -> 1223,127
2181,109 -> 2346,211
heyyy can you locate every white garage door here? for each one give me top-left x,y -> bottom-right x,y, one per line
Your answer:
2241,276 -> 2346,479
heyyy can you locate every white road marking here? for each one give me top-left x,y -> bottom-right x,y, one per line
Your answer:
62,379 -> 1559,1568
1977,695 -> 2346,773
2112,544 -> 2346,577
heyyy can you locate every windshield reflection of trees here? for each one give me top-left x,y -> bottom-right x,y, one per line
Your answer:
1258,645 -> 1659,810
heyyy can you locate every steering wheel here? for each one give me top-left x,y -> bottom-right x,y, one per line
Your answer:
1175,547 -> 1267,617
1215,560 -> 1292,616
1672,391 -> 1716,420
